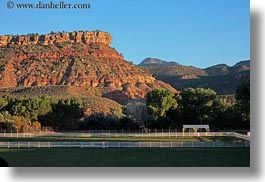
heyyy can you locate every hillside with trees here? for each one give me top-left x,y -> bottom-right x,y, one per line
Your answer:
139,58 -> 250,95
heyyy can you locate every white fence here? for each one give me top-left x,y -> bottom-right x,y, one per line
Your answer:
0,131 -> 251,141
0,141 -> 250,149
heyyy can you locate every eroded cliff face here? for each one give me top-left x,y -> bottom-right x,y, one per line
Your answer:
0,31 -> 178,104
0,31 -> 112,47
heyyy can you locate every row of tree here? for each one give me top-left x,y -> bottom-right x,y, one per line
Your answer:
140,81 -> 250,130
0,96 -> 84,132
0,81 -> 250,132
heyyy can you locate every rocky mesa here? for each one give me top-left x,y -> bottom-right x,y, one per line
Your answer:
0,31 -> 112,47
0,31 -> 177,104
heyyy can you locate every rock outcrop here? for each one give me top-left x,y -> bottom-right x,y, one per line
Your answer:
0,31 -> 178,104
0,31 -> 112,47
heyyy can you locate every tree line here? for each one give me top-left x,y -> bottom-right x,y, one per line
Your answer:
127,80 -> 250,131
0,81 -> 249,132
0,96 -> 84,132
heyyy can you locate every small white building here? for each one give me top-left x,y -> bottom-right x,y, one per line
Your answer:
183,125 -> 210,132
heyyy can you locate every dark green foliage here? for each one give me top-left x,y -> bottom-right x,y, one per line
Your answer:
39,97 -> 84,131
235,80 -> 250,128
181,88 -> 216,125
146,89 -> 177,119
145,85 -> 249,130
83,113 -> 121,130
211,98 -> 236,130
0,95 -> 84,131
0,96 -> 8,110
146,89 -> 181,129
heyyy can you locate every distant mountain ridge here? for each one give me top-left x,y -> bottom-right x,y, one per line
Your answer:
139,58 -> 250,95
139,58 -> 180,66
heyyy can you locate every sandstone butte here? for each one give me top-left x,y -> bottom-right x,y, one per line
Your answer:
0,31 -> 178,104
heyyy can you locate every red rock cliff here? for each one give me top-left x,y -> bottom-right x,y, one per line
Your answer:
0,31 -> 112,47
0,31 -> 178,104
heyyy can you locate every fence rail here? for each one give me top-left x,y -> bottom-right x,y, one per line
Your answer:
0,131 -> 250,141
0,141 -> 250,149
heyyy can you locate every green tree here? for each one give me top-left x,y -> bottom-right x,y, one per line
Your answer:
0,96 -> 8,110
146,89 -> 178,119
181,88 -> 216,125
146,89 -> 179,129
41,97 -> 84,131
235,80 -> 250,129
211,98 -> 234,130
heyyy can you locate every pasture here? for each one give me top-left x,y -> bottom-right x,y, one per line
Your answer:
0,148 -> 250,167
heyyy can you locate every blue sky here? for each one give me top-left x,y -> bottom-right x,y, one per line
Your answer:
0,0 -> 250,68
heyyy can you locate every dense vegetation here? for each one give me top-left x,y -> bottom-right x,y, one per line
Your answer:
0,96 -> 84,132
144,81 -> 250,131
0,81 -> 250,132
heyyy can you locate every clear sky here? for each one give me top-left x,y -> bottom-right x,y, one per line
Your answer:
0,0 -> 250,68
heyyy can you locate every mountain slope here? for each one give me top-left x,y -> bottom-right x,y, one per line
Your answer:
0,31 -> 178,106
139,58 -> 250,95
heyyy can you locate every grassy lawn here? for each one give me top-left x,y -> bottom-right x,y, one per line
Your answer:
0,136 -> 246,142
0,148 -> 250,167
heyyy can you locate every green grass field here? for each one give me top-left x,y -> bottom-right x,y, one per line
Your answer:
0,148 -> 250,167
0,136 -> 245,142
